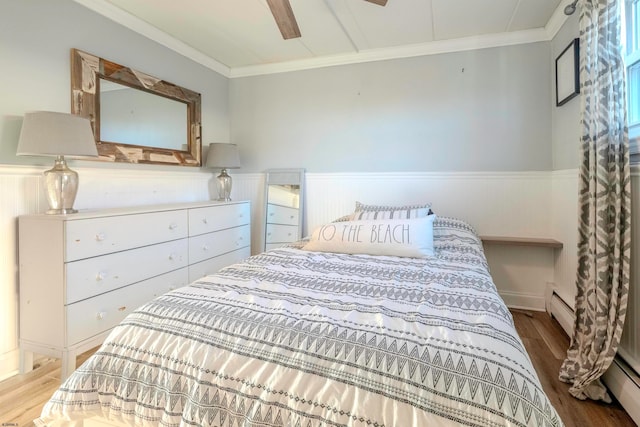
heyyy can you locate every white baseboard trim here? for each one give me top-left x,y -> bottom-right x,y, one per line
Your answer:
0,349 -> 51,382
500,291 -> 546,312
0,349 -> 19,382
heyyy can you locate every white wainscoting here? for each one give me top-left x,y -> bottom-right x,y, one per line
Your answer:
304,172 -> 554,236
550,169 -> 580,311
0,167 -> 558,380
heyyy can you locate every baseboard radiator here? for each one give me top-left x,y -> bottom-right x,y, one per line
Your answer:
549,292 -> 640,425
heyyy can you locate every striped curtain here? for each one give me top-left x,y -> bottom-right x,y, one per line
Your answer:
558,0 -> 631,401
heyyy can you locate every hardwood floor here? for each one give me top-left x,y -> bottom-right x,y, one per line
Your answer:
511,309 -> 636,427
0,349 -> 96,427
0,311 -> 636,426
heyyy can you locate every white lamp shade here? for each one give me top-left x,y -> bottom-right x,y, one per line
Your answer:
205,143 -> 240,169
16,111 -> 98,157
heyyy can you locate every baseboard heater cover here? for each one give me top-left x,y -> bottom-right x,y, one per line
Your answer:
549,291 -> 640,426
603,358 -> 640,425
549,292 -> 574,336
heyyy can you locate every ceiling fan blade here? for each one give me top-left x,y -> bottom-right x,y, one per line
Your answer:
266,0 -> 301,39
364,0 -> 387,5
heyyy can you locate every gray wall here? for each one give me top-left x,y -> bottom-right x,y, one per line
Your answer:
551,13 -> 581,170
0,0 -> 229,168
230,43 -> 552,173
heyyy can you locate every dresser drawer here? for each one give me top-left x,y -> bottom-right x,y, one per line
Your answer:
189,225 -> 250,264
65,210 -> 188,261
267,203 -> 299,226
188,247 -> 250,282
188,203 -> 250,236
65,239 -> 188,305
266,223 -> 299,243
66,268 -> 189,345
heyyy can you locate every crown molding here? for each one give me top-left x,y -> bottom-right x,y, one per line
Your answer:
71,0 -> 231,78
74,0 -> 569,79
229,28 -> 549,78
545,0 -> 571,40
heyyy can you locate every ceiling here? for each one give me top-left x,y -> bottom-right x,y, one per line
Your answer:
75,0 -> 569,77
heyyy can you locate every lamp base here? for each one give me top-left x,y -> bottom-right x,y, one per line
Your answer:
216,168 -> 233,201
44,156 -> 79,215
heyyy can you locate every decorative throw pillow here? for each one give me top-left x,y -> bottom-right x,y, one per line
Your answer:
350,201 -> 433,220
303,215 -> 436,258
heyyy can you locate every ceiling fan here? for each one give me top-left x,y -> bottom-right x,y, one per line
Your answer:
266,0 -> 388,39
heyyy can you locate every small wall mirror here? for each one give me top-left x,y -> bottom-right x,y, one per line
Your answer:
264,169 -> 305,251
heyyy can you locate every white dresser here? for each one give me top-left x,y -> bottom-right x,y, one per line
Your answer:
18,200 -> 250,379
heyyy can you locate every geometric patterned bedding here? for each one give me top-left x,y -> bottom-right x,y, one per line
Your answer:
36,217 -> 563,427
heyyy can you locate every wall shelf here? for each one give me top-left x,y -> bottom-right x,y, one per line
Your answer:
480,235 -> 563,249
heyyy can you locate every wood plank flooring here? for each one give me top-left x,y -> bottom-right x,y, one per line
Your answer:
511,309 -> 636,427
0,311 -> 636,426
0,349 -> 95,427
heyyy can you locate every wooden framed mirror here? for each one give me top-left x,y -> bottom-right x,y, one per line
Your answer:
70,48 -> 201,166
264,169 -> 305,251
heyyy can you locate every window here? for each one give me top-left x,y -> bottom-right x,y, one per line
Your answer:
623,0 -> 640,152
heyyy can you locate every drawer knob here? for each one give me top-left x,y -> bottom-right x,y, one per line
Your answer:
202,218 -> 208,224
290,215 -> 295,219
95,233 -> 106,242
118,306 -> 127,312
169,223 -> 178,230
96,271 -> 107,281
169,253 -> 176,260
202,245 -> 209,251
96,311 -> 107,320
269,213 -> 274,217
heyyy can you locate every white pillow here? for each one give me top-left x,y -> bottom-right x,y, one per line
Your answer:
303,215 -> 436,258
350,201 -> 433,220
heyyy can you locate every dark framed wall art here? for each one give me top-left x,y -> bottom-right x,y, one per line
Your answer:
556,38 -> 580,106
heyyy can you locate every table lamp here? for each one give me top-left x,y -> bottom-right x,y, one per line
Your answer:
16,111 -> 99,214
205,143 -> 240,201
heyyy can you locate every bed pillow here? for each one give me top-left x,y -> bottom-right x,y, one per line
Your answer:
350,201 -> 433,220
303,215 -> 436,258
331,214 -> 353,223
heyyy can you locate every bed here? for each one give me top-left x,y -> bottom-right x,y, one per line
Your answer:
35,216 -> 563,427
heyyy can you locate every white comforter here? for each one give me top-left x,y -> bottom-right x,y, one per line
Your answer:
36,217 -> 563,427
